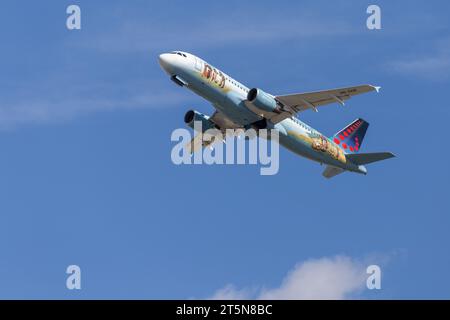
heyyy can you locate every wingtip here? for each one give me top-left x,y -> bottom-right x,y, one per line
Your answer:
373,85 -> 381,93
383,152 -> 396,159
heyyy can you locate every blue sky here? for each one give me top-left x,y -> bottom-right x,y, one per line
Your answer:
0,0 -> 449,299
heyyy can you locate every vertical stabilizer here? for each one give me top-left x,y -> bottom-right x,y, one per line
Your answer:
332,118 -> 369,153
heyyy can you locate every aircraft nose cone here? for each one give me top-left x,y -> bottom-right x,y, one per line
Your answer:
158,53 -> 172,73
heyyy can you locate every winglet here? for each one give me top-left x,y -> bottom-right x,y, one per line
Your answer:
373,86 -> 381,93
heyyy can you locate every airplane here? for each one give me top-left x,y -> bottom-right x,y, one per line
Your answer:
159,51 -> 395,178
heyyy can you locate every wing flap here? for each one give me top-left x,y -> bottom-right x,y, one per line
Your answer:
185,132 -> 224,154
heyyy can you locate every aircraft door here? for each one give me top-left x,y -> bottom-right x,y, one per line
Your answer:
194,58 -> 203,72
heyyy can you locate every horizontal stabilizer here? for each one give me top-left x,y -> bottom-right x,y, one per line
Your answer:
322,165 -> 345,179
346,152 -> 395,165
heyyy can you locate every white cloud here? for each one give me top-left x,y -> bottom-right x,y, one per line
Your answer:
387,38 -> 450,79
389,55 -> 450,78
0,81 -> 192,130
209,285 -> 255,300
210,256 -> 368,300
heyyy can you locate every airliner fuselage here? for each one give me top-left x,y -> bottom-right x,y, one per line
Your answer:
159,51 -> 394,178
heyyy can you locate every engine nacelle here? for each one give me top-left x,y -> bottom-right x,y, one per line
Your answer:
184,110 -> 217,132
247,88 -> 280,113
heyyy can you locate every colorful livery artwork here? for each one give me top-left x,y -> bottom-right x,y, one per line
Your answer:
201,63 -> 226,89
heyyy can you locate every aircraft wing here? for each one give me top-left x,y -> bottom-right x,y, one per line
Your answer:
186,110 -> 242,154
270,85 -> 380,123
209,110 -> 242,129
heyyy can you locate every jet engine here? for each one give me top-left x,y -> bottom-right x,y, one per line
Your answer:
184,110 -> 217,132
247,88 -> 282,113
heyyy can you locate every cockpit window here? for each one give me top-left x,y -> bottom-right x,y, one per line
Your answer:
170,51 -> 187,58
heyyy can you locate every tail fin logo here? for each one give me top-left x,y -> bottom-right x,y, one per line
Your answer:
332,118 -> 369,153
